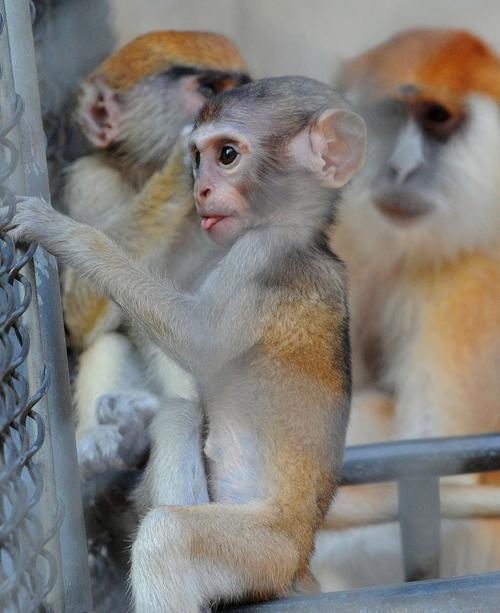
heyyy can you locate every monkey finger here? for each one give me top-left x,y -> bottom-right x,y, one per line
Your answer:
6,221 -> 35,245
5,223 -> 36,247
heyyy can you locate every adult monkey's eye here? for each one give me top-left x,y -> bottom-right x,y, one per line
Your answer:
219,145 -> 239,166
425,104 -> 451,123
194,149 -> 201,169
418,101 -> 462,140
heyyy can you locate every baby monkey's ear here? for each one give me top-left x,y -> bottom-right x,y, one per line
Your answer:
290,109 -> 366,188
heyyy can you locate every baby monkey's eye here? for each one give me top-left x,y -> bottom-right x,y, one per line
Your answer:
219,145 -> 239,166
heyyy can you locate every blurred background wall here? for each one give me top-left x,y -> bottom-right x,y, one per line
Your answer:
109,0 -> 500,81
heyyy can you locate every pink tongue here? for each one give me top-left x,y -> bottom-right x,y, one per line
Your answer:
201,216 -> 222,231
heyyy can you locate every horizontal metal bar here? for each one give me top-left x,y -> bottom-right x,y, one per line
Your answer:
231,571 -> 500,611
341,433 -> 500,485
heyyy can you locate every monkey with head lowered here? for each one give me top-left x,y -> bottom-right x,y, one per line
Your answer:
311,29 -> 500,590
33,0 -> 115,205
62,31 -> 250,478
10,75 -> 366,611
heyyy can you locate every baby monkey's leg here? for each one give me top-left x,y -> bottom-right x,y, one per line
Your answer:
131,501 -> 307,613
134,398 -> 209,510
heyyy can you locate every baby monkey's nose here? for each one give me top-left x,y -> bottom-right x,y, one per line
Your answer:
197,186 -> 212,203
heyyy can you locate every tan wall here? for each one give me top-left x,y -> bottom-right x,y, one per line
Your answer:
109,0 -> 500,82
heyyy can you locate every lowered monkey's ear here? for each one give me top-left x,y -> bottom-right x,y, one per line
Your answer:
78,78 -> 123,149
291,109 -> 366,188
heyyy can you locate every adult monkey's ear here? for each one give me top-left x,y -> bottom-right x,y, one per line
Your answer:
77,77 -> 123,149
290,109 -> 367,188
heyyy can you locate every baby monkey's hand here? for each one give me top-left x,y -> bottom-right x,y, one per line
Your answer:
8,196 -> 89,265
8,196 -> 59,245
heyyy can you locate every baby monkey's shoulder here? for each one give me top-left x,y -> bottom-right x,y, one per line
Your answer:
256,235 -> 347,309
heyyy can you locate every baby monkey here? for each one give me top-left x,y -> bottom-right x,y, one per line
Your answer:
10,77 -> 365,611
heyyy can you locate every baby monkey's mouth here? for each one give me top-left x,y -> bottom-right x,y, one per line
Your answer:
200,215 -> 227,231
374,192 -> 434,225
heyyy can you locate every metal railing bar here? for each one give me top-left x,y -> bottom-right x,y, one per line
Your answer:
342,433 -> 500,485
231,570 -> 500,611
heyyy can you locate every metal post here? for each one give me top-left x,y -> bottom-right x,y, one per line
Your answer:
398,476 -> 441,581
0,1 -> 92,611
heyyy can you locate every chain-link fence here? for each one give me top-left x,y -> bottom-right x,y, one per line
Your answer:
0,88 -> 56,611
0,2 -> 91,611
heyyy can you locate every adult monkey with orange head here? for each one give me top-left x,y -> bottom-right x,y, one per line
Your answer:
313,29 -> 500,589
62,32 -> 250,477
10,76 -> 365,611
336,29 -> 500,426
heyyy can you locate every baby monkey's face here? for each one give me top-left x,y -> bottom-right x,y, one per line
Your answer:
189,78 -> 367,247
190,123 -> 255,246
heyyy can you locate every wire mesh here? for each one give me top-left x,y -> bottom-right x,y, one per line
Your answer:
0,89 -> 58,612
0,1 -> 89,610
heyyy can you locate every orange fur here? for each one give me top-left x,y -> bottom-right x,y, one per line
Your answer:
94,31 -> 248,91
132,145 -> 193,246
416,250 -> 500,434
263,300 -> 347,392
63,277 -> 119,351
341,29 -> 500,113
480,473 -> 500,486
419,250 -> 500,368
261,297 -> 348,535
